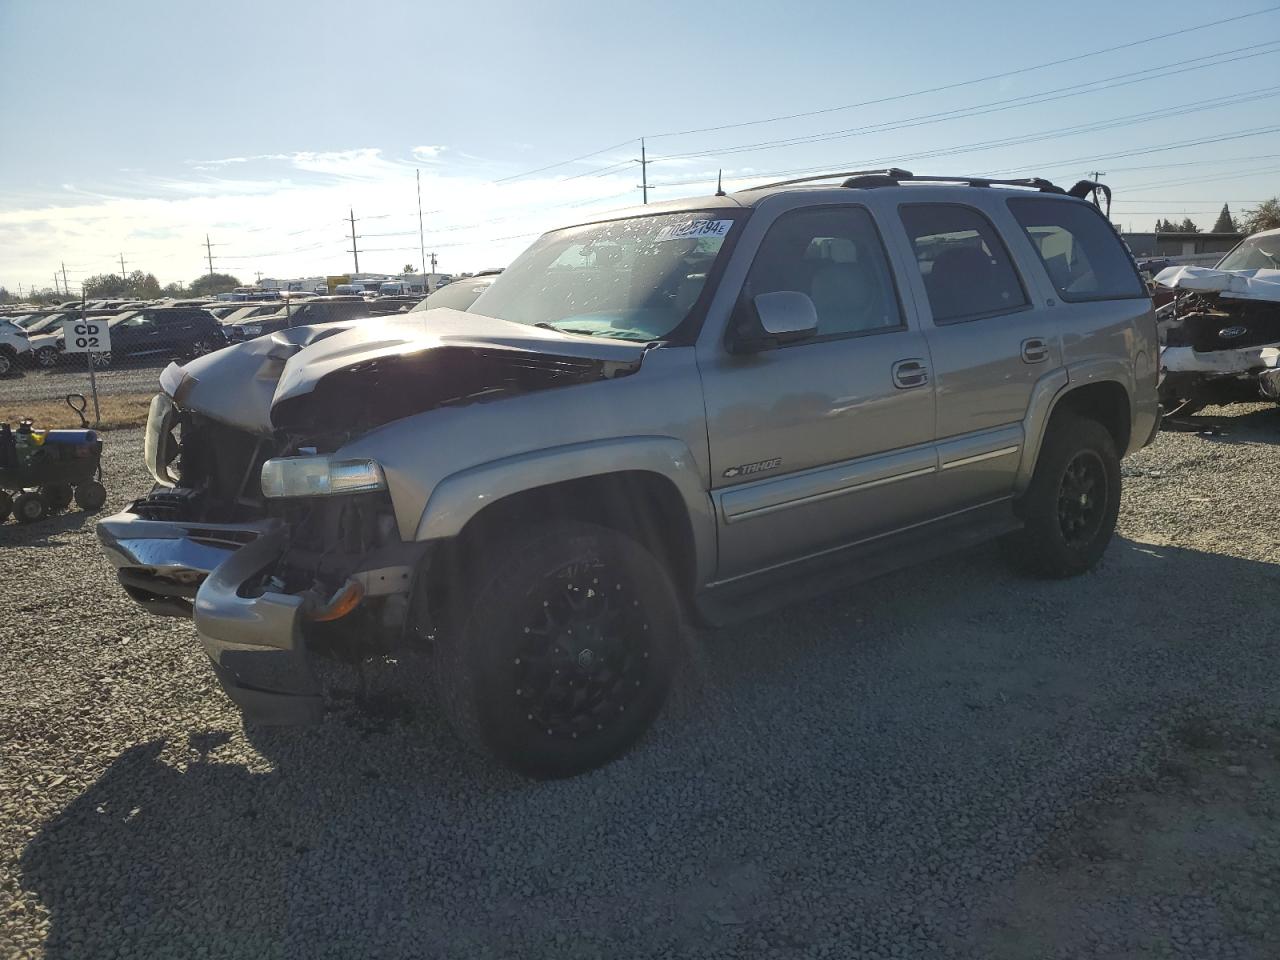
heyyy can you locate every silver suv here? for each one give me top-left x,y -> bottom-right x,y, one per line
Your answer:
99,170 -> 1160,777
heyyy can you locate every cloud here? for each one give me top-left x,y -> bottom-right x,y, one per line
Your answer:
0,160 -> 647,292
411,145 -> 444,161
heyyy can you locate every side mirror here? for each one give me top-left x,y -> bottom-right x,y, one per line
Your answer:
732,291 -> 820,352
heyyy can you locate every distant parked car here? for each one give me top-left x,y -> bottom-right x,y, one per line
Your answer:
0,317 -> 32,375
229,296 -> 373,340
409,271 -> 502,314
51,307 -> 227,368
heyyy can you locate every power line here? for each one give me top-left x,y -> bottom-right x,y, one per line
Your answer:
643,5 -> 1280,140
493,137 -> 638,184
649,42 -> 1280,164
655,111 -> 1280,192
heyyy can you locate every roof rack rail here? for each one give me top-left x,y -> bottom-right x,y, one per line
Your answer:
841,172 -> 1066,194
738,169 -> 1070,195
736,168 -> 914,192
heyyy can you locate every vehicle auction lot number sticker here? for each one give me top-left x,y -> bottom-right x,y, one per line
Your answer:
61,319 -> 112,353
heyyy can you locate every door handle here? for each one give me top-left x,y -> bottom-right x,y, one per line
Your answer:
892,358 -> 929,389
1021,337 -> 1049,363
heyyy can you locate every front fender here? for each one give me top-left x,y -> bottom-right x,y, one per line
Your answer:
413,436 -> 718,587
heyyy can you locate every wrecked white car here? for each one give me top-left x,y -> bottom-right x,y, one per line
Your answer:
1154,227 -> 1280,416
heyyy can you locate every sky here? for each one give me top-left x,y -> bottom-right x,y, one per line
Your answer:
2,0 -> 1279,295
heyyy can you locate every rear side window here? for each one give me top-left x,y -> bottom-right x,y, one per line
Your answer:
1008,198 -> 1146,301
899,204 -> 1029,324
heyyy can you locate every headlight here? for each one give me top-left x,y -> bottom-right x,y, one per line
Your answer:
260,456 -> 386,498
240,324 -> 262,336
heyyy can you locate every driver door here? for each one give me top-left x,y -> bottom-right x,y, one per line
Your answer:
698,204 -> 938,581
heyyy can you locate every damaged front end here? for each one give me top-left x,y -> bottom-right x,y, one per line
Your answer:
98,392 -> 433,723
1153,264 -> 1280,415
96,309 -> 648,723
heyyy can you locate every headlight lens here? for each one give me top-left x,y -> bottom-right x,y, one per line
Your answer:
260,456 -> 386,498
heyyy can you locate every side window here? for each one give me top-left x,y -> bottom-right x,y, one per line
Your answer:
899,204 -> 1029,324
1008,198 -> 1146,301
744,206 -> 903,339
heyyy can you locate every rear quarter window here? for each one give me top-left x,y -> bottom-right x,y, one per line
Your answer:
1008,198 -> 1146,302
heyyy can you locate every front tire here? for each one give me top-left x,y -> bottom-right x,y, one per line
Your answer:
35,346 -> 58,369
1008,414 -> 1121,578
435,521 -> 682,778
74,481 -> 107,512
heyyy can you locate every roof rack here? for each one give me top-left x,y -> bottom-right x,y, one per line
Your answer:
739,168 -> 1068,195
842,172 -> 1066,194
736,168 -> 915,192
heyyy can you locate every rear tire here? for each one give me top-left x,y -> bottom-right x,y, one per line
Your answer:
0,491 -> 12,522
434,520 -> 682,778
0,349 -> 14,377
1008,414 -> 1121,578
74,481 -> 107,512
40,482 -> 73,512
35,346 -> 58,368
14,491 -> 47,524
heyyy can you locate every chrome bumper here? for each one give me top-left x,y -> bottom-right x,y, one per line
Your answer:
97,509 -> 322,724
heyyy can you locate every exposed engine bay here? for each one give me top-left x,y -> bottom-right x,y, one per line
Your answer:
1153,264 -> 1280,416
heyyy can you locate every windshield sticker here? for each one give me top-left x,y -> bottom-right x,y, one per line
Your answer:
654,219 -> 734,243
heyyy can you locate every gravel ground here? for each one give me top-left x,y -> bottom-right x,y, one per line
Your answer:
0,360 -> 165,402
2,406 -> 1278,959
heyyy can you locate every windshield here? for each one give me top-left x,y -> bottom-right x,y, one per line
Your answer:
468,211 -> 740,341
26,314 -> 65,334
1217,233 -> 1280,270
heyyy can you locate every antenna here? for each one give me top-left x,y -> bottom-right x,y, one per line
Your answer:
715,169 -> 725,197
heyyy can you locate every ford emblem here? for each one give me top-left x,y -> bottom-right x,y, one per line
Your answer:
1219,325 -> 1248,339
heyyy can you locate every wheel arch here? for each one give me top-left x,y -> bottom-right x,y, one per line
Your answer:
415,438 -> 716,615
1017,370 -> 1132,493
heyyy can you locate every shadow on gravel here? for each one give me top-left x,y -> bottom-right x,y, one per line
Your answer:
0,510 -> 96,546
17,538 -> 1280,959
1161,404 -> 1280,442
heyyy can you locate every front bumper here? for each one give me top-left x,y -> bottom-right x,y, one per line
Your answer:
98,509 -> 322,724
1160,343 -> 1280,376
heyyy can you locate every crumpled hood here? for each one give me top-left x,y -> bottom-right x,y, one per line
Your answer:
162,308 -> 648,435
1153,265 -> 1280,303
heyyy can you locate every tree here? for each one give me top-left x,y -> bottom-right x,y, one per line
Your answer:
83,273 -> 129,298
81,270 -> 162,299
402,263 -> 418,274
1239,198 -> 1280,235
1211,203 -> 1239,233
162,281 -> 189,297
1176,217 -> 1200,234
189,272 -> 242,296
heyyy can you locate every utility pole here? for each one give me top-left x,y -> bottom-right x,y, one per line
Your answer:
417,169 -> 428,282
634,137 -> 652,205
119,252 -> 127,281
62,262 -> 70,295
347,207 -> 361,275
430,252 -> 437,274
255,271 -> 263,284
54,273 -> 62,297
205,234 -> 216,279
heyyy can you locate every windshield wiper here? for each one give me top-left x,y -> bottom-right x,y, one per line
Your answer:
533,321 -> 600,336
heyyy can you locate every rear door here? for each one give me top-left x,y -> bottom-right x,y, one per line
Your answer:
698,203 -> 938,581
894,201 -> 1060,510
